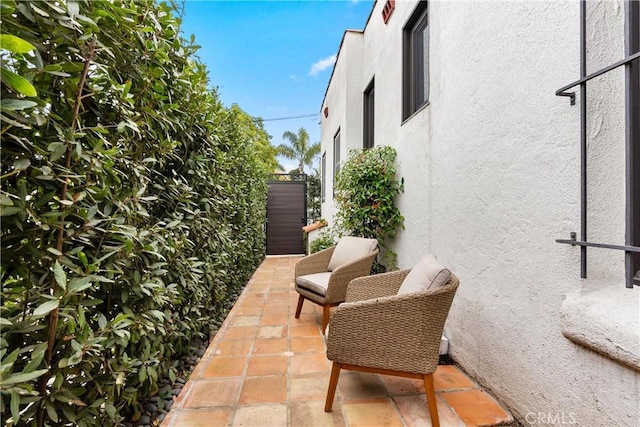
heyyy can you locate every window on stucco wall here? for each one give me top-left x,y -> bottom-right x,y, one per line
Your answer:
402,0 -> 429,121
363,78 -> 375,149
333,129 -> 341,195
321,152 -> 326,202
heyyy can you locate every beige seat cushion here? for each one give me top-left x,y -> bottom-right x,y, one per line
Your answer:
397,254 -> 451,295
327,236 -> 378,271
296,272 -> 332,296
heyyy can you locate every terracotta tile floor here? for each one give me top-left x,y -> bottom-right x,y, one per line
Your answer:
162,256 -> 515,427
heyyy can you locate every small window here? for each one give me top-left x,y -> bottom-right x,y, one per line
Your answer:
363,78 -> 375,149
333,129 -> 341,194
321,152 -> 326,202
403,1 -> 429,120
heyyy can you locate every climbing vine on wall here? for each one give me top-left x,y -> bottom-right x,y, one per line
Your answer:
334,146 -> 405,270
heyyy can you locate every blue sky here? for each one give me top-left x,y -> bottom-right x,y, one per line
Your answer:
180,0 -> 374,173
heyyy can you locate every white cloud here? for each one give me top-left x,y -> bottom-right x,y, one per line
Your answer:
309,54 -> 337,76
290,75 -> 298,81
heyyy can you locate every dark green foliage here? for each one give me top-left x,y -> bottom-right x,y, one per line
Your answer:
307,170 -> 321,223
309,228 -> 337,254
334,146 -> 404,270
0,1 -> 272,425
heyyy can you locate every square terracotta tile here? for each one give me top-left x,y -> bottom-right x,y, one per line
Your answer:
298,302 -> 320,315
295,313 -> 320,324
164,408 -> 232,426
290,375 -> 332,401
200,356 -> 246,378
337,371 -> 387,400
440,389 -> 514,426
252,338 -> 288,355
263,305 -> 290,316
291,337 -> 326,354
269,291 -> 290,299
261,314 -> 289,326
232,404 -> 288,426
434,365 -> 477,391
228,315 -> 261,327
238,376 -> 287,405
232,305 -> 263,316
182,379 -> 241,408
224,326 -> 257,341
290,353 -> 331,376
393,394 -> 464,427
246,355 -> 288,376
380,375 -> 425,396
341,398 -> 403,427
290,401 -> 346,427
258,325 -> 287,339
236,301 -> 265,310
291,324 -> 322,337
213,340 -> 252,357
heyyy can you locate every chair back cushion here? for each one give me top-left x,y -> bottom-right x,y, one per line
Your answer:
327,236 -> 378,272
397,254 -> 451,295
296,272 -> 332,296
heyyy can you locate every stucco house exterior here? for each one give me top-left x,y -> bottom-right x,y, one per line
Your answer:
319,0 -> 639,425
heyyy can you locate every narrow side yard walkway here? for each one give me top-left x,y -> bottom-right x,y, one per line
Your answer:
162,256 -> 515,426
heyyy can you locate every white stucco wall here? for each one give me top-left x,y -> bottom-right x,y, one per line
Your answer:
321,30 -> 364,222
320,0 -> 640,425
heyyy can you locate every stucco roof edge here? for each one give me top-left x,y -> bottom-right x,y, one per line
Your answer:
319,0 -> 377,114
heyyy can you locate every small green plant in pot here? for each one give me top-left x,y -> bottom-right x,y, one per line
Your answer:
334,146 -> 404,271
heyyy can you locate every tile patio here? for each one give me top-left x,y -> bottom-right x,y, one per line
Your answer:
162,256 -> 516,427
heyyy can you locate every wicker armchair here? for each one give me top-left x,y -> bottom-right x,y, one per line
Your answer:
324,266 -> 460,427
294,237 -> 379,333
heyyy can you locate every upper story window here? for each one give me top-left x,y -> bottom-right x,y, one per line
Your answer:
363,78 -> 375,149
321,152 -> 326,202
403,1 -> 429,121
333,129 -> 341,193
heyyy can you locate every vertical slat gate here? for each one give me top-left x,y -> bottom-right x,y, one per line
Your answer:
266,174 -> 307,255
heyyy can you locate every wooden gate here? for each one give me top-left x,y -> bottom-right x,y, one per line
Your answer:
266,174 -> 307,255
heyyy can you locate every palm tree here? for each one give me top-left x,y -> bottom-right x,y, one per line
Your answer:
276,127 -> 320,174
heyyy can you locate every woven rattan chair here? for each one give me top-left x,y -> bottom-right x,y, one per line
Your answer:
324,262 -> 459,427
294,237 -> 379,333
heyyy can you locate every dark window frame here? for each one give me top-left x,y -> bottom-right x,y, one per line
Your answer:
402,1 -> 429,121
333,129 -> 341,195
363,78 -> 375,149
321,152 -> 326,202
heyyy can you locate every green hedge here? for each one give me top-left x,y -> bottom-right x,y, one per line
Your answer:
0,1 -> 275,425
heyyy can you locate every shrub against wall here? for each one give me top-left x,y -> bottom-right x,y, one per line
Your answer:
334,146 -> 404,270
0,1 -> 272,425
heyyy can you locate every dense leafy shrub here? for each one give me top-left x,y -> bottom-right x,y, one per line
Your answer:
0,1 -> 273,425
334,146 -> 404,270
307,170 -> 321,223
309,228 -> 338,254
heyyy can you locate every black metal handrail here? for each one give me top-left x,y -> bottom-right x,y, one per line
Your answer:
556,233 -> 640,253
556,51 -> 640,104
555,0 -> 639,288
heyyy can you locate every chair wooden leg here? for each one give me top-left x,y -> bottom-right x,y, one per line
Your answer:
424,374 -> 440,427
322,305 -> 330,334
324,362 -> 341,412
295,294 -> 304,319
